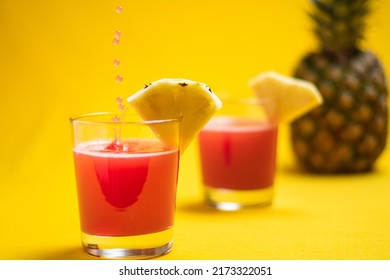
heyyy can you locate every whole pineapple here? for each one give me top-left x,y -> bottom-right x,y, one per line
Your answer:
291,0 -> 388,173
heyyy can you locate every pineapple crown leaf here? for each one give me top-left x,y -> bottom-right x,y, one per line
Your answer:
311,0 -> 334,18
309,0 -> 371,52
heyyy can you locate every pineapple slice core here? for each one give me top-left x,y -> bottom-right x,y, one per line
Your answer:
127,78 -> 222,153
249,71 -> 323,123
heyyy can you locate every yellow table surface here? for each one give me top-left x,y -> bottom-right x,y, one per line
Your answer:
1,0 -> 390,260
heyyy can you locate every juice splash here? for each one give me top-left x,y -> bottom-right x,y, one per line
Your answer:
106,96 -> 129,151
108,2 -> 126,151
112,5 -> 123,83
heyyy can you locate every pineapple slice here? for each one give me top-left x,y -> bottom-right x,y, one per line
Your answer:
127,78 -> 222,153
249,71 -> 323,123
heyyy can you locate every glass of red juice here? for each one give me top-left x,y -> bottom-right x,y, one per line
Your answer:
70,112 -> 181,259
198,97 -> 278,211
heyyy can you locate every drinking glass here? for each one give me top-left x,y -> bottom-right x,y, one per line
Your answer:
70,112 -> 181,259
198,97 -> 278,210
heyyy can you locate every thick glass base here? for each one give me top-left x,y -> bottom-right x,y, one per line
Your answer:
204,186 -> 273,211
81,227 -> 173,259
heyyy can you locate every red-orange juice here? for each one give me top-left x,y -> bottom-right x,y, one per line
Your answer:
198,117 -> 277,191
73,139 -> 179,237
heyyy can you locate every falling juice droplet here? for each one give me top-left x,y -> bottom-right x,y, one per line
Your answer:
116,96 -> 123,104
116,75 -> 123,83
114,30 -> 121,38
116,6 -> 123,13
113,59 -> 120,66
112,38 -> 120,45
118,103 -> 125,111
112,115 -> 121,122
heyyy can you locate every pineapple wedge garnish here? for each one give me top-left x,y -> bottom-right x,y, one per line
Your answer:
127,78 -> 222,153
249,71 -> 323,123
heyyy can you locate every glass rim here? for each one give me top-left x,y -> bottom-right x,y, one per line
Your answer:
69,112 -> 183,125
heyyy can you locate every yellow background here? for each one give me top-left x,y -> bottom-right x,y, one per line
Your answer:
1,0 -> 389,259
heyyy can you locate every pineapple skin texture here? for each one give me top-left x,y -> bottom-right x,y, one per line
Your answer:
291,50 -> 388,173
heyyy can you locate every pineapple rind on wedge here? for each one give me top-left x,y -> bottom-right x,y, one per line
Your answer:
290,0 -> 388,173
